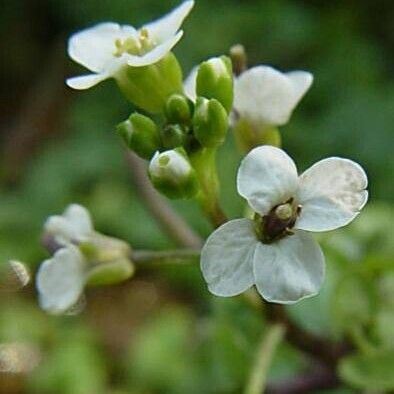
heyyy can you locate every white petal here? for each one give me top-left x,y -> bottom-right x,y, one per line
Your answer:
126,31 -> 183,67
201,219 -> 257,297
253,231 -> 325,304
184,66 -> 198,101
295,158 -> 368,232
36,246 -> 86,314
45,204 -> 93,246
286,71 -> 313,103
68,22 -> 136,73
143,1 -> 194,43
237,146 -> 299,216
234,66 -> 312,128
66,74 -> 110,90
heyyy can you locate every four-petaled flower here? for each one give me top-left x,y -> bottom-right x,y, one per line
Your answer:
234,66 -> 313,130
66,1 -> 194,90
37,204 -> 132,314
201,145 -> 368,304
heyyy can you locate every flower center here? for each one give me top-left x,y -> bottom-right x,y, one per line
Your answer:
255,198 -> 302,244
113,28 -> 155,57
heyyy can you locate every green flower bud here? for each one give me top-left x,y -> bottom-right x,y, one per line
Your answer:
196,56 -> 233,113
161,124 -> 187,149
117,113 -> 160,160
148,148 -> 199,199
192,97 -> 228,148
86,258 -> 135,286
82,233 -> 134,286
164,93 -> 193,124
115,53 -> 184,113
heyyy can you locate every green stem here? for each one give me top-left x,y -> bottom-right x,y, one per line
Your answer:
244,323 -> 285,394
190,147 -> 227,228
126,152 -> 203,248
131,249 -> 200,267
265,303 -> 350,366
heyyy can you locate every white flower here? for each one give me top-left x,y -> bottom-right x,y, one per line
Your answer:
36,245 -> 86,314
66,1 -> 194,90
38,204 -> 133,314
201,145 -> 368,304
44,204 -> 94,246
234,66 -> 313,130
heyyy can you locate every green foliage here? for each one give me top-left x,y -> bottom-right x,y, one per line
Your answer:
339,351 -> 394,391
125,307 -> 200,394
29,327 -> 107,394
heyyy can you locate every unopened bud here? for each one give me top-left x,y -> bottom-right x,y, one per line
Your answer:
117,113 -> 160,160
148,149 -> 199,199
193,97 -> 228,147
161,124 -> 187,149
229,44 -> 247,76
86,258 -> 135,286
196,56 -> 233,113
165,93 -> 193,124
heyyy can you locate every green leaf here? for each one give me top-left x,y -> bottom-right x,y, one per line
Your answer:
339,351 -> 394,390
374,308 -> 394,350
29,327 -> 107,394
332,276 -> 373,330
126,307 -> 200,394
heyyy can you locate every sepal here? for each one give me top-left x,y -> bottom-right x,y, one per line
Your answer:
164,93 -> 193,124
193,97 -> 228,147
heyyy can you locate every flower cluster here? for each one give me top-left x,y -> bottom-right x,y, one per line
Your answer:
32,0 -> 370,313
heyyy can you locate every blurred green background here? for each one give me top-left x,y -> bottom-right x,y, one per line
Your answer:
0,0 -> 393,393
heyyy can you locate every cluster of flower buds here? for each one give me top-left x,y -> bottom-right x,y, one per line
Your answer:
116,55 -> 233,200
66,0 -> 235,201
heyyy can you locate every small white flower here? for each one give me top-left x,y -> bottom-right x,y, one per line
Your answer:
36,245 -> 86,314
38,204 -> 134,314
201,145 -> 368,304
66,1 -> 194,90
234,66 -> 313,130
44,204 -> 94,246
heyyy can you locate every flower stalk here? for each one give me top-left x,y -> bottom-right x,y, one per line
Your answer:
244,323 -> 285,394
190,147 -> 227,227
